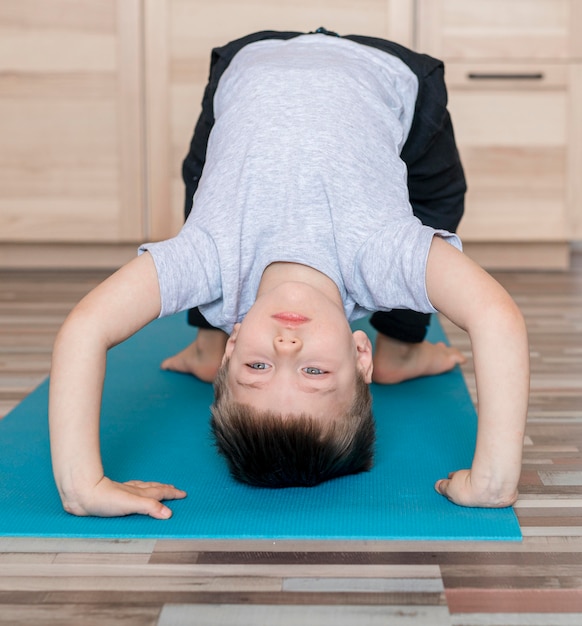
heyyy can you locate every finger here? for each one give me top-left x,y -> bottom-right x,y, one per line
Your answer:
435,479 -> 450,499
122,481 -> 187,499
147,485 -> 187,500
124,480 -> 169,488
141,499 -> 173,520
107,489 -> 175,519
125,495 -> 174,519
128,484 -> 187,502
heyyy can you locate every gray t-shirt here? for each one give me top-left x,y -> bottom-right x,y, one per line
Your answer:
140,34 -> 461,333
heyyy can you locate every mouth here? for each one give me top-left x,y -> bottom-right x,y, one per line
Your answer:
272,312 -> 311,325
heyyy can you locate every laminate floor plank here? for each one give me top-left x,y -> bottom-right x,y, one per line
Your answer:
450,615 -> 582,626
0,562 -> 443,580
0,604 -> 161,626
0,537 -> 157,554
156,603 -> 452,626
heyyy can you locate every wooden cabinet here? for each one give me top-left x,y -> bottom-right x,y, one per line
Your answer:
0,0 -> 144,245
417,0 -> 582,268
143,0 -> 415,240
1,0 -> 581,269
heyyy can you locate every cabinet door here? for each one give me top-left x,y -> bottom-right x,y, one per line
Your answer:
417,0 -> 582,61
445,65 -> 570,242
0,0 -> 144,243
144,0 -> 415,240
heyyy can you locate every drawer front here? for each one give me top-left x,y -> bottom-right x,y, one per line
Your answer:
446,65 -> 569,241
417,0 -> 581,61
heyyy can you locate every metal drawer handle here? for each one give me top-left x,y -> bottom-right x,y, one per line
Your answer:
467,72 -> 544,80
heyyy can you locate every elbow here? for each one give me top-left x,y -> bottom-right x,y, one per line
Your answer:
53,302 -> 107,356
498,295 -> 528,340
466,288 -> 530,362
476,285 -> 527,338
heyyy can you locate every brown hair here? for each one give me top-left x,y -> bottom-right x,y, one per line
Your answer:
210,361 -> 375,488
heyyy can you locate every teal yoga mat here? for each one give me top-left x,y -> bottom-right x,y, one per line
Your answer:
0,314 -> 521,540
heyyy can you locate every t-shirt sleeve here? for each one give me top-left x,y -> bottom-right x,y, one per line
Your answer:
352,219 -> 462,314
138,229 -> 221,319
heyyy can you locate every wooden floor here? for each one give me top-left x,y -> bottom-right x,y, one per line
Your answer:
1,257 -> 582,626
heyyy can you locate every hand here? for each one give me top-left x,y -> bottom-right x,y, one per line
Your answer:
61,476 -> 187,519
435,469 -> 518,508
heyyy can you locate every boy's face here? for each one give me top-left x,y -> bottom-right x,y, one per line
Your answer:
222,282 -> 373,419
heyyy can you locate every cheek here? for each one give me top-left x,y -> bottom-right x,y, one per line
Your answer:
313,325 -> 353,353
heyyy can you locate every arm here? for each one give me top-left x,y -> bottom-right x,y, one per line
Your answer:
49,252 -> 186,518
426,237 -> 529,507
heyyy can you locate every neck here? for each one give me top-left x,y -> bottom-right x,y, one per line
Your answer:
258,262 -> 343,307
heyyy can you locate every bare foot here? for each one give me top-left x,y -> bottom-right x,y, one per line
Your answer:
161,329 -> 228,383
372,334 -> 467,385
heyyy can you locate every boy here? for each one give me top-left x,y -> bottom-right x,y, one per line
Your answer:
49,30 -> 529,519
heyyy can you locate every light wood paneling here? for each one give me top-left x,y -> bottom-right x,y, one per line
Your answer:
567,64 -> 582,240
1,0 -> 580,271
0,243 -> 137,269
0,0 -> 145,243
462,242 -> 571,271
416,0 -> 581,61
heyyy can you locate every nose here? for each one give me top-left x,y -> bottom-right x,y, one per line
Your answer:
273,335 -> 303,353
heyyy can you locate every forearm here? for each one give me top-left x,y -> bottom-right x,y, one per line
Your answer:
426,237 -> 530,507
49,309 -> 109,511
468,297 -> 529,504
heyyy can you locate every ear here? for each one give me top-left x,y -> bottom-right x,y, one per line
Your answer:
352,330 -> 373,384
222,323 -> 241,365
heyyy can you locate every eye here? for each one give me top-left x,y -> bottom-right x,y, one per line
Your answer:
247,362 -> 270,370
303,367 -> 326,375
